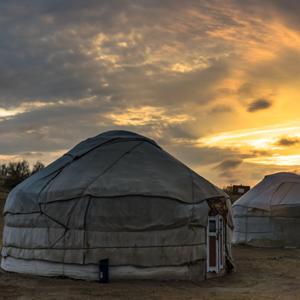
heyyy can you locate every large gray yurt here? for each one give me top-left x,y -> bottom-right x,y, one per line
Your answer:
233,172 -> 300,247
1,131 -> 233,281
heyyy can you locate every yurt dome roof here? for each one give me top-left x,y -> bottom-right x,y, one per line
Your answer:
233,172 -> 300,211
5,130 -> 226,214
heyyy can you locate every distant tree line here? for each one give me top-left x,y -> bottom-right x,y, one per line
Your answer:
0,160 -> 45,191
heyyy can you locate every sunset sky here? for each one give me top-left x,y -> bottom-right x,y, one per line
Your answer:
1,0 -> 300,187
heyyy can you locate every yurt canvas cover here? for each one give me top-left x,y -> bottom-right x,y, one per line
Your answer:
233,172 -> 300,247
1,131 -> 233,280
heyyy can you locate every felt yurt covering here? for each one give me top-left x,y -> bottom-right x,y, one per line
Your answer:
233,172 -> 300,247
1,130 -> 233,280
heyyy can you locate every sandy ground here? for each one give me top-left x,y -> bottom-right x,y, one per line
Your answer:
0,195 -> 300,300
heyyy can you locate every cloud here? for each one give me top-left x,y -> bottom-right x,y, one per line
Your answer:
106,106 -> 192,126
167,145 -> 243,168
211,159 -> 243,183
245,154 -> 300,166
275,136 -> 300,147
214,159 -> 243,171
247,99 -> 272,112
234,0 -> 300,32
154,58 -> 232,106
0,0 -> 233,108
208,105 -> 233,115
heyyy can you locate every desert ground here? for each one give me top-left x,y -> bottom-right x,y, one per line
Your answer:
0,194 -> 299,300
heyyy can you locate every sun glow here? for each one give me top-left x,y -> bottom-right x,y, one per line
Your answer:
198,122 -> 300,166
245,154 -> 300,166
198,123 -> 300,150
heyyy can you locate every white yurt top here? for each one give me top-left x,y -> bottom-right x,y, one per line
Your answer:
233,172 -> 300,211
5,130 -> 226,214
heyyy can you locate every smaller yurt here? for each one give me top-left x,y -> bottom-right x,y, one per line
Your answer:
233,172 -> 300,247
1,130 -> 234,281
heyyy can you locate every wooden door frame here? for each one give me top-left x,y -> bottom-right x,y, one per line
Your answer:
207,215 -> 225,273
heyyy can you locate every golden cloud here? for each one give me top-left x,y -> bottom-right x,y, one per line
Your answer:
107,106 -> 192,126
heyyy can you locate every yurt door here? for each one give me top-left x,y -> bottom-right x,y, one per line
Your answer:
207,215 -> 225,273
